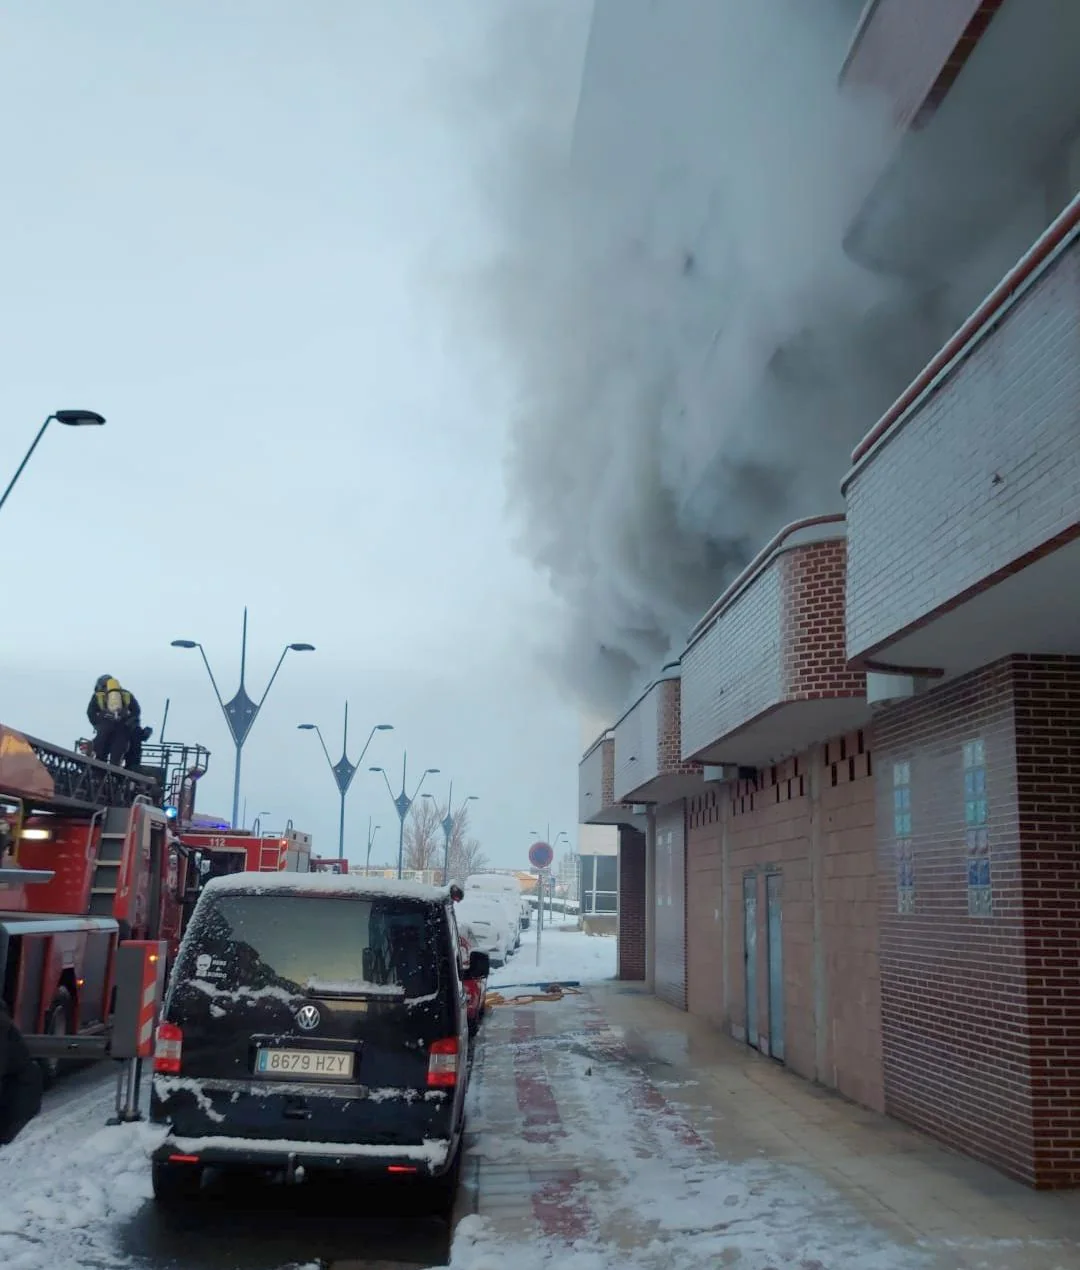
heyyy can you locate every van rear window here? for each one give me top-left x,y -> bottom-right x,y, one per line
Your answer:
179,894 -> 441,1000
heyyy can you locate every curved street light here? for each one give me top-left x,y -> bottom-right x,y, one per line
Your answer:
422,782 -> 478,884
299,708 -> 392,861
369,753 -> 440,879
0,409 -> 106,514
171,608 -> 315,828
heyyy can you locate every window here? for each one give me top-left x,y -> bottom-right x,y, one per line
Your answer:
963,739 -> 991,916
893,761 -> 914,914
178,894 -> 442,1002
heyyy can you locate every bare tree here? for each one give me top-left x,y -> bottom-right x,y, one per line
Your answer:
451,835 -> 489,880
404,798 -> 441,871
422,801 -> 489,881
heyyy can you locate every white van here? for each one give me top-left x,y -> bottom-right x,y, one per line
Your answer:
465,874 -> 523,950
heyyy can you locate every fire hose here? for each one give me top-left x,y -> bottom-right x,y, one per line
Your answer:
484,981 -> 583,1008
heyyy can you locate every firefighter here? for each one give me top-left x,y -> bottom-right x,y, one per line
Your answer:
0,1001 -> 43,1146
123,705 -> 153,772
87,676 -> 140,766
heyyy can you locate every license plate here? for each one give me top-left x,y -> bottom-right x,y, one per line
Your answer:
255,1048 -> 355,1079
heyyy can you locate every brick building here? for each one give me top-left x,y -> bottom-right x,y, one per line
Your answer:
577,0 -> 1080,1188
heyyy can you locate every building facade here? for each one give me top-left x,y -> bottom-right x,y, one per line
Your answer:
577,0 -> 1080,1188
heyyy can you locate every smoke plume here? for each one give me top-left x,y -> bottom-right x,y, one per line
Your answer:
460,0 -> 952,713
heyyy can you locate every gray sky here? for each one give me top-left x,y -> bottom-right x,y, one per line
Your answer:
0,0 -> 590,870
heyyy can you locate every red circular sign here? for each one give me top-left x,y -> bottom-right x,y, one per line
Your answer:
528,840 -> 554,870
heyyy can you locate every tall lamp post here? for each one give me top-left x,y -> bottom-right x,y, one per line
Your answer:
299,707 -> 392,861
0,410 -> 106,514
422,782 -> 478,885
370,753 -> 440,880
171,608 -> 315,829
365,816 -> 381,875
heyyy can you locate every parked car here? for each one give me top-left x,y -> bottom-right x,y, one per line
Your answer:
519,896 -> 531,930
455,893 -> 513,967
149,873 -> 488,1207
455,920 -> 488,1036
465,875 -> 524,950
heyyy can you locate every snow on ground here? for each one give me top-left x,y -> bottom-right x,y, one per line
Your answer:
488,925 -> 616,990
0,1078 -> 164,1270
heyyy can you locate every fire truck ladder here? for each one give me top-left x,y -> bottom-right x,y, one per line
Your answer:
16,733 -> 156,813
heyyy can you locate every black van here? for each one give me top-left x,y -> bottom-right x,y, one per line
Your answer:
149,873 -> 488,1204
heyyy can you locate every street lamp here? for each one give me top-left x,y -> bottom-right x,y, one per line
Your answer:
171,608 -> 315,829
0,410 -> 106,514
369,753 -> 440,880
299,707 -> 392,861
423,782 -> 478,885
365,816 -> 381,875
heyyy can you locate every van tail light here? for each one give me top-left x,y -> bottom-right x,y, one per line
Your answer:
427,1037 -> 459,1088
154,1022 -> 183,1074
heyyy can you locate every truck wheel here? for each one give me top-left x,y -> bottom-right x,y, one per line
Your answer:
152,1159 -> 203,1206
39,987 -> 75,1088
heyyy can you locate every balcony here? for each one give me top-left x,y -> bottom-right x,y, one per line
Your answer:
844,196 -> 1080,677
579,731 -> 643,827
840,1 -> 1003,136
612,665 -> 703,805
681,517 -> 868,767
842,0 -> 1080,280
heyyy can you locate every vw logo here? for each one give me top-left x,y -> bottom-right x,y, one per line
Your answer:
295,1004 -> 320,1031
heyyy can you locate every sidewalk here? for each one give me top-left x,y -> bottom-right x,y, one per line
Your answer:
454,980 -> 1080,1269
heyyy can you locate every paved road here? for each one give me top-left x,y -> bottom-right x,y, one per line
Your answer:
8,1062 -> 456,1270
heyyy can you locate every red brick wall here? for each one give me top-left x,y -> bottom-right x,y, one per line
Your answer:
657,678 -> 702,780
686,791 -> 723,1023
781,540 -> 865,700
821,735 -> 885,1113
687,738 -> 882,1109
617,825 -> 646,981
654,801 -> 687,1010
1013,657 -> 1080,1186
846,232 -> 1080,665
874,660 -> 1033,1179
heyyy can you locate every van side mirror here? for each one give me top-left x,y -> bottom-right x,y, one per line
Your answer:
449,884 -> 464,902
465,951 -> 490,981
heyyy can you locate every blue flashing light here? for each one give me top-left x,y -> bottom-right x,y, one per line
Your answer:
164,806 -> 179,820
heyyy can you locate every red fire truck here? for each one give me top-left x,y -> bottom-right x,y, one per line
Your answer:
180,824 -> 312,893
0,724 -> 309,1077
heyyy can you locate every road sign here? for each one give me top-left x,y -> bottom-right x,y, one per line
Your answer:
529,840 -> 553,870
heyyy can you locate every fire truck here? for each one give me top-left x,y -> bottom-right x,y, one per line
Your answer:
0,723 -> 310,1077
179,823 -> 312,904
309,855 -> 347,874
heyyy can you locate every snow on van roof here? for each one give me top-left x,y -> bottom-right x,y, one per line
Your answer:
466,873 -> 522,891
202,872 -> 448,904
